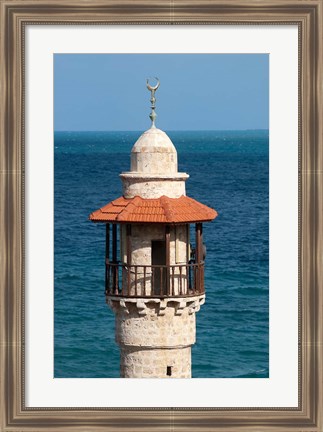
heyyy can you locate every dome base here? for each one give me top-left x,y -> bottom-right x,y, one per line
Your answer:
120,172 -> 189,199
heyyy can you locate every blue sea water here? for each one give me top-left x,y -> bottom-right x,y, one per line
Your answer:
54,130 -> 269,378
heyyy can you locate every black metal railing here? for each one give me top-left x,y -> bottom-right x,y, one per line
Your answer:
105,262 -> 204,298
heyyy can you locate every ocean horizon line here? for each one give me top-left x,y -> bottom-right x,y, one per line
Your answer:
54,129 -> 269,133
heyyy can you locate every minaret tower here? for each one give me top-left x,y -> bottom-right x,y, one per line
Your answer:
90,79 -> 217,378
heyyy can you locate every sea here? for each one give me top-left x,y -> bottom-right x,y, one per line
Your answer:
54,130 -> 269,379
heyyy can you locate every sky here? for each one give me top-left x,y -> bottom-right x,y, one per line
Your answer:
54,54 -> 268,131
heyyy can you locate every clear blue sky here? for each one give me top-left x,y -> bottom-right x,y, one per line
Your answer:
54,54 -> 268,131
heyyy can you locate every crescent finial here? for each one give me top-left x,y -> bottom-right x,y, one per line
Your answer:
146,77 -> 160,92
146,77 -> 160,128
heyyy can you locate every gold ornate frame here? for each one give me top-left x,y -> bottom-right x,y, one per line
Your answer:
0,1 -> 322,431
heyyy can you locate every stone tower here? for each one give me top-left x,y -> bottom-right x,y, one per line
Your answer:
90,79 -> 217,378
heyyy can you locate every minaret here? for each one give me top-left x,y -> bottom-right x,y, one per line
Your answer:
90,79 -> 217,378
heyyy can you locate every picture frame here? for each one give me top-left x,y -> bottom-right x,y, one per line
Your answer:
0,0 -> 322,430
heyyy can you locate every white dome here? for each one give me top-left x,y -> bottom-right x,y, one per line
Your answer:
130,128 -> 177,174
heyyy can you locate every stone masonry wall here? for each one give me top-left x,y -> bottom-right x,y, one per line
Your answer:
108,295 -> 205,378
120,346 -> 191,378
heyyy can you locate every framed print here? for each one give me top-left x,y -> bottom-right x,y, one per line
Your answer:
0,1 -> 322,431
29,28 -> 290,408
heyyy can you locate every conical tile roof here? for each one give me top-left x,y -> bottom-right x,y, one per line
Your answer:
89,195 -> 217,224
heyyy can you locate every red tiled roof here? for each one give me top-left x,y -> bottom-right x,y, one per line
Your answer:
89,195 -> 217,224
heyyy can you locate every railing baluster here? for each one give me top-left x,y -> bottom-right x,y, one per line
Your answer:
171,266 -> 175,296
179,266 -> 183,295
197,265 -> 200,294
111,265 -> 114,294
109,265 -> 111,294
105,264 -> 108,295
143,266 -> 146,296
112,265 -> 116,295
116,265 -> 119,294
186,265 -> 189,294
201,264 -> 205,293
135,266 -> 138,296
127,264 -> 130,296
121,265 -> 124,296
105,264 -> 109,295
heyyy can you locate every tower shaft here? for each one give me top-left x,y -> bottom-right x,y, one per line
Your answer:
108,296 -> 204,378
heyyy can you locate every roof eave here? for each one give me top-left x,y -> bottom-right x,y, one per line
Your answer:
89,217 -> 218,224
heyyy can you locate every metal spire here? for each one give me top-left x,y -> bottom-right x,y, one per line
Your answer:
146,77 -> 160,128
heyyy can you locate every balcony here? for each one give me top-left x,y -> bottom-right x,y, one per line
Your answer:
105,261 -> 205,298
